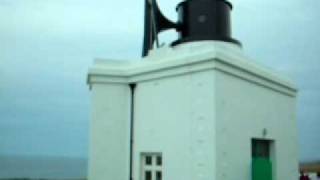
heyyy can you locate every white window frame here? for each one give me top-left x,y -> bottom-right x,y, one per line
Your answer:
141,153 -> 162,180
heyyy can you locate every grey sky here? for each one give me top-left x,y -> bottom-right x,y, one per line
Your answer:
0,0 -> 319,164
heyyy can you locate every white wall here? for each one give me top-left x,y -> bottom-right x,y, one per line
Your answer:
214,69 -> 299,180
88,41 -> 299,180
88,84 -> 131,180
133,70 -> 217,180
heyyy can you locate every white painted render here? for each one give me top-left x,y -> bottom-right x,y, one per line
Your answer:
87,41 -> 298,180
214,68 -> 298,180
132,70 -> 216,180
88,84 -> 131,180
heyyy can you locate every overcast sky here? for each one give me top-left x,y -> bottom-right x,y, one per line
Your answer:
0,0 -> 319,165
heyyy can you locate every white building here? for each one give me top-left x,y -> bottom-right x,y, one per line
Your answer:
87,41 -> 299,180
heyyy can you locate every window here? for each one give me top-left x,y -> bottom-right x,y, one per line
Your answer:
146,156 -> 152,165
252,139 -> 270,158
156,156 -> 162,166
141,153 -> 162,180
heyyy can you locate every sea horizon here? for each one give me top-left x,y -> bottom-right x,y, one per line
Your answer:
0,155 -> 87,179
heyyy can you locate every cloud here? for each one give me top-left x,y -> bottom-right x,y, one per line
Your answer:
0,0 -> 144,37
0,0 -> 319,164
0,0 -> 12,6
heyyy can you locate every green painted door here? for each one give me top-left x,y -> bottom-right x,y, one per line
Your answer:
252,157 -> 272,180
252,139 -> 273,180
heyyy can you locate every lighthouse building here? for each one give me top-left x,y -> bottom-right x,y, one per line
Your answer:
86,1 -> 298,180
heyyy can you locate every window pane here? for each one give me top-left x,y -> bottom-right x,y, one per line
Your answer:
252,139 -> 270,158
156,156 -> 162,166
145,156 -> 152,165
156,171 -> 162,180
145,171 -> 152,180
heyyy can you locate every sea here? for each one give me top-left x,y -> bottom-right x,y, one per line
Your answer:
0,155 -> 87,179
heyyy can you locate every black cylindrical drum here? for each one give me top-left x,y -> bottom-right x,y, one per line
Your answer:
173,0 -> 240,45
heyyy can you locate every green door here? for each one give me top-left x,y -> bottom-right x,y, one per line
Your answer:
252,139 -> 273,180
252,157 -> 272,180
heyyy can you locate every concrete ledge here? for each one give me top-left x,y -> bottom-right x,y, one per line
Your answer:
87,41 -> 297,96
